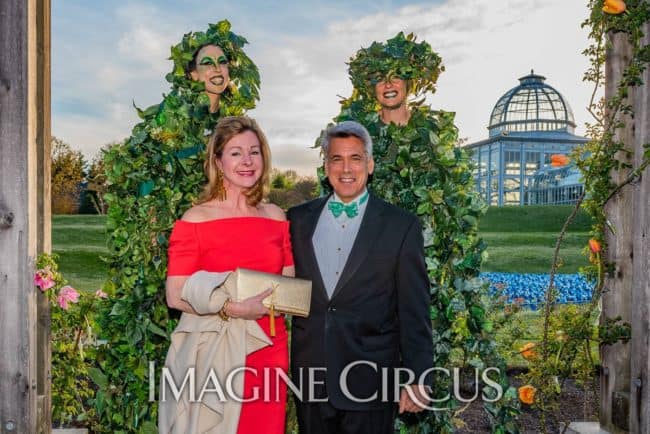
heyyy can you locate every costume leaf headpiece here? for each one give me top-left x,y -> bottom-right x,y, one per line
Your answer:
166,20 -> 260,111
347,32 -> 443,101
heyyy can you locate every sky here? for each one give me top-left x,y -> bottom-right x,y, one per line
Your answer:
52,0 -> 594,176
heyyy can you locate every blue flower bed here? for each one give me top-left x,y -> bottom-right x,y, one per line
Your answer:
480,272 -> 594,309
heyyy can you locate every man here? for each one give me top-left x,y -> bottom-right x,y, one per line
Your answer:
336,37 -> 493,429
288,121 -> 433,434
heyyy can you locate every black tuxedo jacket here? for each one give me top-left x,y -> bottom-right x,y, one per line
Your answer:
287,193 -> 433,411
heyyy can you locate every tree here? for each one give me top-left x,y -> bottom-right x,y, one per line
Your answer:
51,137 -> 85,214
270,168 -> 299,189
268,171 -> 318,210
85,142 -> 120,215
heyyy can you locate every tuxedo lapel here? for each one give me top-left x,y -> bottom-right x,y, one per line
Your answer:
330,194 -> 385,300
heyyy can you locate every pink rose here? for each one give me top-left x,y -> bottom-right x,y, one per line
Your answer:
95,289 -> 108,299
34,268 -> 55,292
57,286 -> 80,310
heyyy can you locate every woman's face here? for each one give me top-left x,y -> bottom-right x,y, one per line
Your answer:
190,45 -> 230,95
374,77 -> 407,109
216,130 -> 264,190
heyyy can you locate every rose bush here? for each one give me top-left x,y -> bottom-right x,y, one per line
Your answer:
36,253 -> 107,429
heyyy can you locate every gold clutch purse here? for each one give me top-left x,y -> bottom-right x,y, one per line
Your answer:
225,268 -> 312,318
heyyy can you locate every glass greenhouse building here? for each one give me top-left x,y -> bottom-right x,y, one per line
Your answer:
465,71 -> 587,206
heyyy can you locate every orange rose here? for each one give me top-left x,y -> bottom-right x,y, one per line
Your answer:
589,239 -> 602,254
550,154 -> 570,167
602,0 -> 626,14
519,342 -> 536,359
519,385 -> 536,404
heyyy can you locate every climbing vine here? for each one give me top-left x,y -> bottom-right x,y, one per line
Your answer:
518,1 -> 650,432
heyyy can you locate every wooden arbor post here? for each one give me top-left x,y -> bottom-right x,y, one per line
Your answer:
627,10 -> 650,433
600,30 -> 633,434
0,0 -> 51,433
600,6 -> 650,433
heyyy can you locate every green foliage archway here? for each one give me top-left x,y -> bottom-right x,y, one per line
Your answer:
93,21 -> 260,432
323,32 -> 520,432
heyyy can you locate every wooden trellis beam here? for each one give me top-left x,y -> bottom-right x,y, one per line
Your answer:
0,0 -> 51,432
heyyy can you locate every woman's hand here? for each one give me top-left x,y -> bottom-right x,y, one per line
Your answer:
225,288 -> 272,320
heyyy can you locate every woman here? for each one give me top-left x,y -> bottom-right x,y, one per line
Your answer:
160,116 -> 293,434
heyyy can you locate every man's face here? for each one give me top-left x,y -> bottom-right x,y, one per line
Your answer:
374,77 -> 407,109
325,135 -> 374,203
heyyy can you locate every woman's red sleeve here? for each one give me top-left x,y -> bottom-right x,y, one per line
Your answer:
167,222 -> 201,276
282,221 -> 294,267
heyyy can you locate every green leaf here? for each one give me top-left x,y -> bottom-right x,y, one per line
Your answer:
429,189 -> 444,205
88,367 -> 108,389
416,201 -> 432,215
140,421 -> 158,434
147,321 -> 168,339
110,301 -> 126,316
428,130 -> 439,146
462,215 -> 478,227
138,180 -> 155,197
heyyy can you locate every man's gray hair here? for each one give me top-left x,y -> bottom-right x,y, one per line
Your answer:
321,121 -> 373,159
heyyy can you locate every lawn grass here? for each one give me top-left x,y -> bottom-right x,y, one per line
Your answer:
480,232 -> 590,273
479,205 -> 593,273
52,215 -> 109,291
51,205 -> 594,287
479,204 -> 592,233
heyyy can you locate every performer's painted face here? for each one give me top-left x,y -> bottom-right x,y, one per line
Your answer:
374,77 -> 407,109
190,45 -> 230,95
325,135 -> 374,203
216,130 -> 263,190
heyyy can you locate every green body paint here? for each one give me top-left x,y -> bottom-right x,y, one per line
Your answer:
199,55 -> 228,67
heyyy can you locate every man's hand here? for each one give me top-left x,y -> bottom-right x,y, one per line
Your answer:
398,384 -> 431,414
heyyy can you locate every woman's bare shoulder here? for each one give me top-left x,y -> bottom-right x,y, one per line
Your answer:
180,203 -> 220,222
259,202 -> 287,221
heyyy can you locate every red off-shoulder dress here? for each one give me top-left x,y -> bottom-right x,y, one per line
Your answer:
167,217 -> 294,434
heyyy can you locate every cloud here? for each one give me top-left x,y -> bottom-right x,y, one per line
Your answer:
115,3 -> 177,75
269,143 -> 322,176
52,0 -> 593,172
249,0 -> 591,158
53,114 -> 130,158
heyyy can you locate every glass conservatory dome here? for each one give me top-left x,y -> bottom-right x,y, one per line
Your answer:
488,71 -> 576,137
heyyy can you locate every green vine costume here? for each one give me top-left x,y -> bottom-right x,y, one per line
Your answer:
94,21 -> 260,432
323,33 -> 519,432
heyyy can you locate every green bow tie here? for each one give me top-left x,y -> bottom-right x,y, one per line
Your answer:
328,201 -> 358,218
328,191 -> 369,218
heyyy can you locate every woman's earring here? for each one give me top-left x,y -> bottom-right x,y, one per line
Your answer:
214,165 -> 226,201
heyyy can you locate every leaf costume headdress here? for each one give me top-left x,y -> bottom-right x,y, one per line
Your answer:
166,20 -> 260,113
347,31 -> 443,104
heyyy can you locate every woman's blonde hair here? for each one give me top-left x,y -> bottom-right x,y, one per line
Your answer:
198,116 -> 271,205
